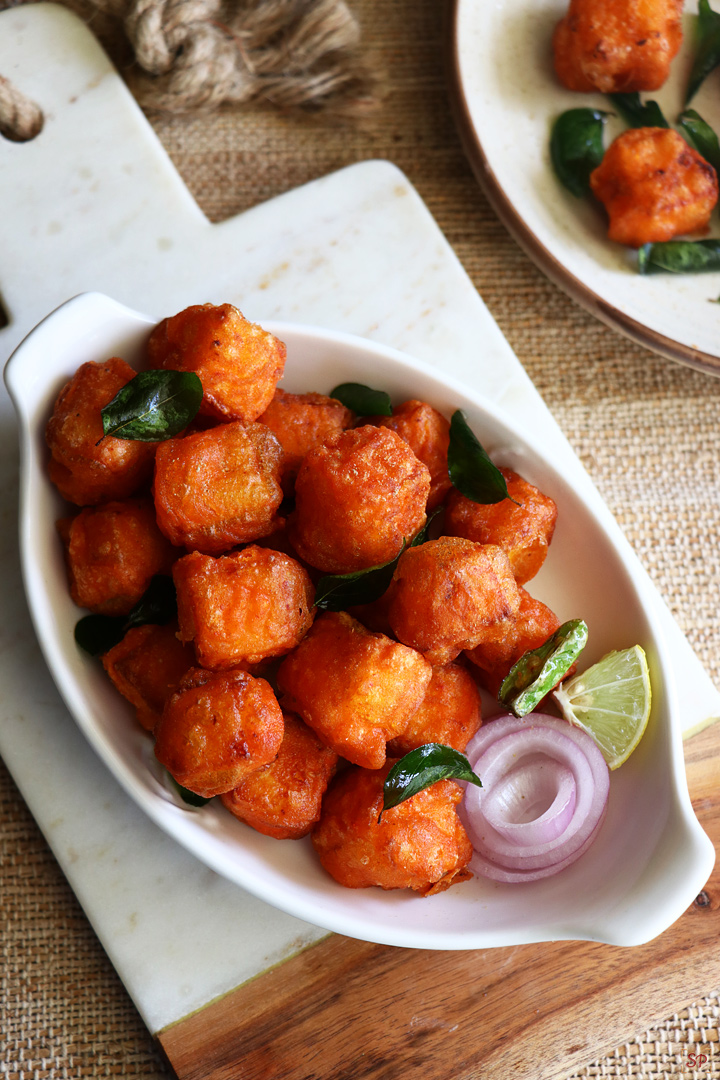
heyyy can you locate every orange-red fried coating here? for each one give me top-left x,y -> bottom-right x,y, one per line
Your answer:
277,610 -> 432,770
552,0 -> 683,93
444,469 -> 557,585
465,587 -> 563,696
46,357 -> 157,506
154,667 -> 284,798
58,498 -> 177,616
147,303 -> 286,423
102,623 -> 195,731
153,420 -> 284,553
289,425 -> 430,574
221,712 -> 338,839
173,546 -> 315,670
312,762 -> 473,894
372,399 -> 452,511
589,127 -> 719,247
257,388 -> 354,493
387,661 -> 482,757
388,537 -> 521,665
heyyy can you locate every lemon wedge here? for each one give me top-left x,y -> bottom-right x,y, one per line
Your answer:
553,645 -> 651,770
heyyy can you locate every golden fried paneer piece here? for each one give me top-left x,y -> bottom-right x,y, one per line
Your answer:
46,357 -> 157,506
465,588 -> 562,697
147,303 -> 286,424
102,623 -> 195,731
277,610 -> 432,770
372,399 -> 451,511
173,546 -> 315,669
388,537 -> 521,665
221,712 -> 338,839
257,388 -> 354,494
289,426 -> 430,574
154,667 -> 284,798
58,498 -> 177,616
553,0 -> 683,93
153,420 -> 284,553
444,469 -> 557,585
590,127 -> 719,247
387,662 -> 482,757
312,762 -> 473,894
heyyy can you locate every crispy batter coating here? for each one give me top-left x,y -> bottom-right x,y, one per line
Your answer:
102,623 -> 195,731
312,763 -> 473,894
221,712 -> 338,839
289,425 -> 430,574
46,357 -> 156,506
277,610 -> 432,770
173,546 -> 315,669
444,469 -> 557,585
154,667 -> 284,797
153,420 -> 284,553
372,399 -> 452,511
58,498 -> 177,615
465,587 -> 563,696
147,303 -> 286,423
590,127 -> 719,247
257,388 -> 354,493
388,537 -> 521,665
387,661 -> 482,756
553,0 -> 683,93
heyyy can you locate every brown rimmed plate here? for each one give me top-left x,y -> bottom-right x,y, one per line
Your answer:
447,0 -> 720,376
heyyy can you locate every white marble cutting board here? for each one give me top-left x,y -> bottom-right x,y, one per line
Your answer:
1,2 -> 718,1037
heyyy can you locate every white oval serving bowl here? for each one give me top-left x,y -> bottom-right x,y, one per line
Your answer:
4,291 -> 714,950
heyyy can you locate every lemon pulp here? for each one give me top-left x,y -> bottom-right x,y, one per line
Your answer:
553,645 -> 651,769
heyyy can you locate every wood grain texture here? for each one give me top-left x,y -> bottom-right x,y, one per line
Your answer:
158,723 -> 720,1080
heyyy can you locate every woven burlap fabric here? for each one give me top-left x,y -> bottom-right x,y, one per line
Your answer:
2,0 -> 720,1077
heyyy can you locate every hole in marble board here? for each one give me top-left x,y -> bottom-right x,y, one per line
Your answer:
0,293 -> 9,330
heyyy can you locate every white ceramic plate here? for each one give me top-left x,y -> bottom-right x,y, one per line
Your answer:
4,292 -> 714,949
448,0 -> 720,375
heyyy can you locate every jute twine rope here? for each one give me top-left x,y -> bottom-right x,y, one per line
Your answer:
0,0 -> 379,140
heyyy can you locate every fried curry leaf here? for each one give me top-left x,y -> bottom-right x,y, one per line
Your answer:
313,510 -> 441,612
686,0 -> 720,104
448,409 -> 513,505
678,108 -> 720,172
330,382 -> 392,416
101,369 -> 203,442
550,108 -> 609,197
499,619 -> 589,718
74,575 -> 178,656
607,92 -> 668,129
169,776 -> 211,807
379,744 -> 482,821
637,239 -> 720,274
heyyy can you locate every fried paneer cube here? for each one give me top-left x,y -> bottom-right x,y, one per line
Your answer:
465,588 -> 562,696
153,420 -> 284,553
221,712 -> 338,839
590,127 -> 719,247
154,667 -> 284,798
147,303 -> 286,423
388,537 -> 521,665
102,623 -> 195,731
289,425 -> 430,574
277,610 -> 432,770
257,388 -> 354,493
372,399 -> 452,511
173,546 -> 315,669
46,357 -> 156,506
387,662 -> 482,757
553,0 -> 683,93
58,498 -> 177,615
444,469 -> 557,585
312,763 -> 473,894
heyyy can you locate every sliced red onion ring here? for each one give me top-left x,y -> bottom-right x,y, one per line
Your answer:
459,713 -> 609,883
